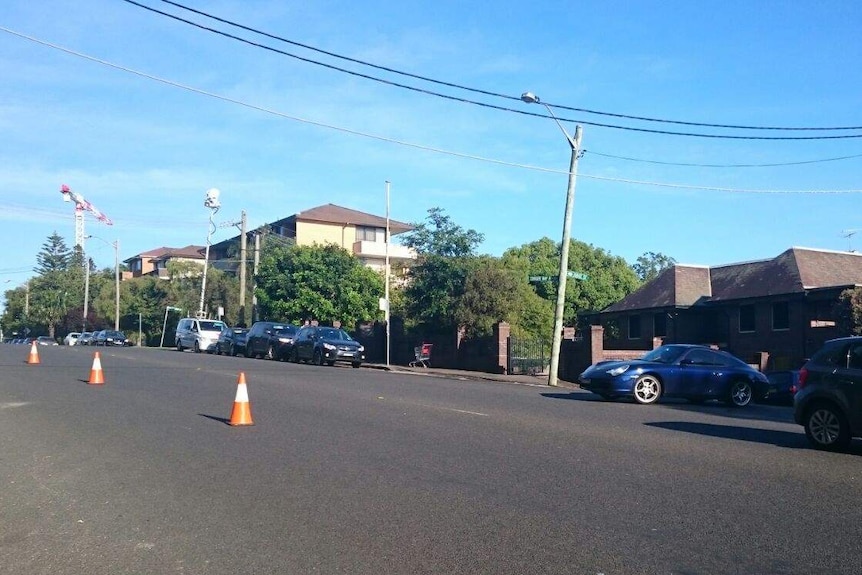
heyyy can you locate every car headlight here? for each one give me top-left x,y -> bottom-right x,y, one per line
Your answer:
606,364 -> 630,376
323,343 -> 337,350
357,345 -> 364,352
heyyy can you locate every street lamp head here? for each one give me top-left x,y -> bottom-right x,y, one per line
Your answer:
204,188 -> 221,209
520,92 -> 540,104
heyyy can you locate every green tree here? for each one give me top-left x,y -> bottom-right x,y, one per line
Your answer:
401,207 -> 484,258
838,287 -> 862,335
256,243 -> 383,328
501,237 -> 640,328
455,256 -> 552,339
632,251 -> 677,283
35,231 -> 72,275
401,208 -> 484,330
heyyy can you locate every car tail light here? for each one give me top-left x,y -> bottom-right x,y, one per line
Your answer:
797,366 -> 809,390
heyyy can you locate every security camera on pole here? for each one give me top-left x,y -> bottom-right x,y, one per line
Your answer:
521,92 -> 584,387
198,188 -> 221,319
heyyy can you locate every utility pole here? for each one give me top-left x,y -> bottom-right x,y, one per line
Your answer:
239,211 -> 247,326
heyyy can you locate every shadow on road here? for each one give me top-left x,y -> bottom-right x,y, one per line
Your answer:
541,390 -> 795,424
645,421 -> 862,454
199,413 -> 231,425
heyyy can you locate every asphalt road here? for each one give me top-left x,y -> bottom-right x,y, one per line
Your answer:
1,344 -> 860,575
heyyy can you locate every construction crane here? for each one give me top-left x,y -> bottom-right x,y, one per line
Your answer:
59,184 -> 113,249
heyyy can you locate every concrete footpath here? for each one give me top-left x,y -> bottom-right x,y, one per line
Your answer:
363,362 -> 579,389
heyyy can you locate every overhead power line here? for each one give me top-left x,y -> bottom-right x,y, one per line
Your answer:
4,26 -> 862,194
152,0 -> 862,133
585,150 -> 862,168
118,0 -> 862,141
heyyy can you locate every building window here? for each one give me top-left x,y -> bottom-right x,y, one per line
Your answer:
739,305 -> 755,333
772,301 -> 789,331
628,315 -> 641,339
356,226 -> 379,242
653,313 -> 667,337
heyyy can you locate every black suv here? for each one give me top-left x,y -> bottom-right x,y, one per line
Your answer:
245,321 -> 298,360
291,325 -> 365,368
794,336 -> 862,451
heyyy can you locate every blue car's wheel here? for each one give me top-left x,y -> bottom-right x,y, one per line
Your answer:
633,375 -> 662,404
727,381 -> 753,407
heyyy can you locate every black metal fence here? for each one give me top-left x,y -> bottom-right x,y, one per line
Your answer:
507,336 -> 548,375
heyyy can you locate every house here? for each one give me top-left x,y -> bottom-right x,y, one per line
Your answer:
123,245 -> 206,279
594,247 -> 862,370
209,203 -> 416,273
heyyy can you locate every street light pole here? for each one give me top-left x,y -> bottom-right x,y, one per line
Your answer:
521,92 -> 584,387
113,239 -> 120,330
385,180 -> 391,368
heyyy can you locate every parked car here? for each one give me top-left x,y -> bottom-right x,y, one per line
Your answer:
63,332 -> 82,346
245,321 -> 298,360
175,318 -> 227,353
761,370 -> 800,404
578,344 -> 769,407
78,332 -> 94,346
215,327 -> 249,356
291,325 -> 365,368
93,330 -> 129,346
794,337 -> 862,451
36,336 -> 59,346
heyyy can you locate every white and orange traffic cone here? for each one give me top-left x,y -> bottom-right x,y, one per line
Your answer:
88,352 -> 105,385
27,341 -> 40,365
229,372 -> 254,426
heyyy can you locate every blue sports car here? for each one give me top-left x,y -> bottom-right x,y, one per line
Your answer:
578,344 -> 769,407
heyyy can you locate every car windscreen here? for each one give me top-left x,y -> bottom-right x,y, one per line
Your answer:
319,328 -> 351,341
641,345 -> 688,364
200,321 -> 226,332
274,326 -> 296,336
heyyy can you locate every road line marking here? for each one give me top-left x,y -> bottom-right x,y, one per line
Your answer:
446,408 -> 489,417
0,402 -> 30,409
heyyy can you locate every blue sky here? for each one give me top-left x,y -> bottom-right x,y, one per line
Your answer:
2,0 -> 861,306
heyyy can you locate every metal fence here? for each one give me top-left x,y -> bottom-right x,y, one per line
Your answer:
507,336 -> 548,375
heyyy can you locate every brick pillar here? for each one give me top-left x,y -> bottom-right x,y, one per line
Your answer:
590,325 -> 604,365
494,322 -> 511,374
652,337 -> 664,349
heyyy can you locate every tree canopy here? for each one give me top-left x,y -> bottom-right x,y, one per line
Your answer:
632,251 -> 677,283
256,243 -> 383,328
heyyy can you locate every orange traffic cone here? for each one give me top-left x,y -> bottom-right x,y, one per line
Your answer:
27,341 -> 40,365
229,372 -> 254,426
88,352 -> 105,385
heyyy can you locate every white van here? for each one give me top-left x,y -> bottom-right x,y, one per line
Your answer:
175,318 -> 227,353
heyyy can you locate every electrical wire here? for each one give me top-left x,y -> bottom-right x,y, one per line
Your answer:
152,0 -> 862,133
3,26 -> 862,194
118,1 -> 862,141
585,150 -> 862,168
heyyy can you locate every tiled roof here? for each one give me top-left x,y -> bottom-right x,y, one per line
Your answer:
294,204 -> 413,235
603,247 -> 862,313
124,245 -> 205,263
604,266 -> 710,312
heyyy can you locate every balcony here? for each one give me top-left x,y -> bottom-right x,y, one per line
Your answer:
353,241 -> 416,263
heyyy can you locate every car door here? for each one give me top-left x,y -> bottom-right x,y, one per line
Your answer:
294,327 -> 315,361
840,341 -> 862,432
671,348 -> 722,397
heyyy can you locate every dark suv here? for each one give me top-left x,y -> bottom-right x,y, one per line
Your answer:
794,336 -> 862,451
245,321 -> 298,360
291,325 -> 365,368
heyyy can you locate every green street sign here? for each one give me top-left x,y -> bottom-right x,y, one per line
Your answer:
529,275 -> 552,282
567,271 -> 588,280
